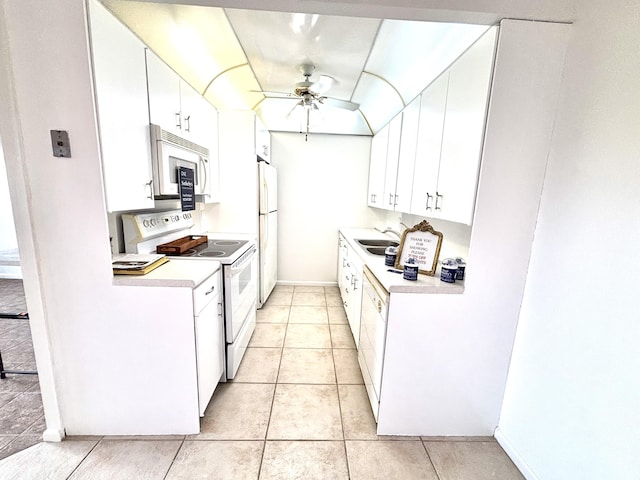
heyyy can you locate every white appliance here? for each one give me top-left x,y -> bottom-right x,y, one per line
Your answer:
258,161 -> 278,307
358,266 -> 389,422
150,123 -> 209,198
121,210 -> 257,380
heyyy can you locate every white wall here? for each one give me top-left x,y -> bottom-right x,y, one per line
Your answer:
0,141 -> 18,252
270,132 -> 391,284
497,1 -> 640,479
0,140 -> 22,278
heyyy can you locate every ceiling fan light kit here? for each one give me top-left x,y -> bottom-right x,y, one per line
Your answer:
259,63 -> 360,141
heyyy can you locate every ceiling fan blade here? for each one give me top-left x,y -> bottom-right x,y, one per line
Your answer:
319,97 -> 360,111
310,75 -> 335,94
285,100 -> 303,119
250,90 -> 296,97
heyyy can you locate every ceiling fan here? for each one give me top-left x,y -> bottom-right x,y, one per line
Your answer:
258,64 -> 360,141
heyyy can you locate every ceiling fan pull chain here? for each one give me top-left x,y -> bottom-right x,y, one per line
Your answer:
305,108 -> 310,142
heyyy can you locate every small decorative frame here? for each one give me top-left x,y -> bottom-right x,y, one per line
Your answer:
394,220 -> 443,276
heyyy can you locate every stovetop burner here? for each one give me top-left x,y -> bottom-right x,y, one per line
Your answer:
211,240 -> 242,246
197,250 -> 226,257
178,239 -> 249,261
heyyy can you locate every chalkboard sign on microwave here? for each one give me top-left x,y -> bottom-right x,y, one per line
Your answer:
179,166 -> 195,211
394,220 -> 443,276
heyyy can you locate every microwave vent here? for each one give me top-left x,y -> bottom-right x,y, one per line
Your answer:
161,129 -> 209,157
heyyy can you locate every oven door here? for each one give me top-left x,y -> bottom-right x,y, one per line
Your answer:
223,245 -> 258,343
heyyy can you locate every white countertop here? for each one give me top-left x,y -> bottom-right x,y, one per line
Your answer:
112,257 -> 221,288
339,228 -> 464,294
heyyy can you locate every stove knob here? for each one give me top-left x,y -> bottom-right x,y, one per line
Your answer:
142,219 -> 150,228
150,219 -> 156,227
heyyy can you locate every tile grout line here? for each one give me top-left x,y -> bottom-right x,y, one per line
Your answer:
255,294 -> 291,479
64,437 -> 102,480
161,436 -> 186,480
420,439 -> 443,480
326,287 -> 353,480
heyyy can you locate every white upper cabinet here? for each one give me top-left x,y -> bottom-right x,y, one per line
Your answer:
410,72 -> 449,216
367,124 -> 389,207
382,114 -> 403,210
145,48 -> 182,136
394,96 -> 420,212
88,0 -> 154,212
146,49 -> 217,150
436,28 -> 496,225
369,27 -> 497,225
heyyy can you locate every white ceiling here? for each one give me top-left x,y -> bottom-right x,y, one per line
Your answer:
103,0 -> 490,136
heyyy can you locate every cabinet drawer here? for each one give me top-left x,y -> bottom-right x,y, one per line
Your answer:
193,271 -> 222,315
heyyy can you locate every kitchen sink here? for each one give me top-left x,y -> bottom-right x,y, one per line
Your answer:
366,247 -> 389,256
356,239 -> 399,247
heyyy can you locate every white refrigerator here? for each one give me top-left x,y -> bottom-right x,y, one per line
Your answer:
258,161 -> 277,307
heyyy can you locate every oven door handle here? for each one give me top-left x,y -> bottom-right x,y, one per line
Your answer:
229,245 -> 257,273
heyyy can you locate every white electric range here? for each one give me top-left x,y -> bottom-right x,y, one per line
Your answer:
121,210 -> 257,380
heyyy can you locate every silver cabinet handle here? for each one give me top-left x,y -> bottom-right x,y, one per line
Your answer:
184,115 -> 191,132
394,194 -> 398,206
175,113 -> 182,129
205,285 -> 215,295
389,193 -> 394,205
435,192 -> 443,211
145,179 -> 154,199
426,193 -> 433,211
353,277 -> 359,290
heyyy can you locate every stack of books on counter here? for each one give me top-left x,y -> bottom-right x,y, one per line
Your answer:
112,254 -> 168,275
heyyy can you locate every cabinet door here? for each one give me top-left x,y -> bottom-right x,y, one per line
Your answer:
367,124 -> 388,207
437,28 -> 496,225
382,114 -> 402,210
348,253 -> 364,348
146,49 -> 181,136
410,72 -> 448,217
179,81 -> 210,147
88,0 -> 154,212
195,296 -> 224,417
337,235 -> 347,295
395,96 -> 420,212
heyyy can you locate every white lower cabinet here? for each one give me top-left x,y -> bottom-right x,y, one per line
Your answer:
337,234 -> 363,346
193,272 -> 224,416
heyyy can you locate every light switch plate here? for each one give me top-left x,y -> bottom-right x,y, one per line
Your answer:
50,130 -> 71,158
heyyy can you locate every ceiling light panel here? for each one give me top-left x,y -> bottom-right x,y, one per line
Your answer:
225,8 -> 380,101
103,0 -> 248,95
365,20 -> 490,104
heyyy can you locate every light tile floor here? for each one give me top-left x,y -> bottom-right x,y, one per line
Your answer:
0,285 -> 524,479
0,279 -> 44,460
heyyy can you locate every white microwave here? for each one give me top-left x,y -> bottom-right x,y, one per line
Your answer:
150,123 -> 209,198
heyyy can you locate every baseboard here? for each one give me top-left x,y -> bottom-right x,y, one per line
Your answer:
42,427 -> 65,442
494,427 -> 539,480
276,281 -> 338,287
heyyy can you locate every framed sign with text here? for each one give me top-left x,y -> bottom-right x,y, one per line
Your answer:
394,220 -> 443,276
179,166 -> 195,211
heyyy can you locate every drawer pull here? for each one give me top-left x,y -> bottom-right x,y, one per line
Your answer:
205,286 -> 215,295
